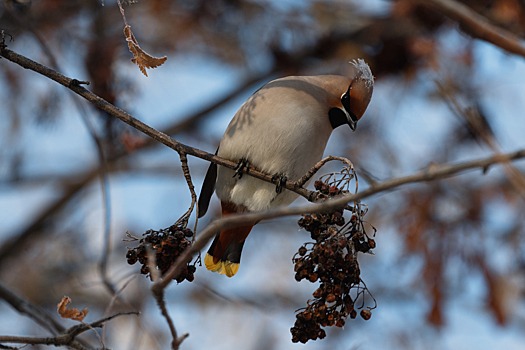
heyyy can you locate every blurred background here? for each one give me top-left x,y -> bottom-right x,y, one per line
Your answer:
1,0 -> 525,349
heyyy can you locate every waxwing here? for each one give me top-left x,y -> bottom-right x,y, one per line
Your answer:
198,59 -> 374,277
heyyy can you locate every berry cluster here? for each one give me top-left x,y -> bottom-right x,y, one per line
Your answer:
126,225 -> 196,283
291,180 -> 375,343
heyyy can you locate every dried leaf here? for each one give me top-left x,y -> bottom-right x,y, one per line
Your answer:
57,296 -> 88,321
124,24 -> 167,77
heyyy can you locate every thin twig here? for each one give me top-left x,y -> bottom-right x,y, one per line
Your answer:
175,152 -> 198,231
117,0 -> 129,27
72,311 -> 139,336
0,335 -> 90,349
151,288 -> 184,350
146,239 -> 180,349
295,156 -> 354,190
0,312 -> 138,349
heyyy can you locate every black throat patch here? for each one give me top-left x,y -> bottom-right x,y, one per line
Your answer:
329,107 -> 349,129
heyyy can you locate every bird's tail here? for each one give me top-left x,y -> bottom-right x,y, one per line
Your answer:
204,224 -> 253,277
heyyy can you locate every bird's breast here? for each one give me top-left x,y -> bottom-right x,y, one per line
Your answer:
215,90 -> 333,211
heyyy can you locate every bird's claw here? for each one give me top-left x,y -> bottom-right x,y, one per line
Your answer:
272,174 -> 288,194
233,158 -> 250,179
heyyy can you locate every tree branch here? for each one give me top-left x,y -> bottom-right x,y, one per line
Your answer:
0,46 -> 317,201
0,312 -> 138,349
153,148 -> 525,291
176,152 -> 198,229
0,283 -> 139,349
151,287 -> 189,350
418,0 -> 525,58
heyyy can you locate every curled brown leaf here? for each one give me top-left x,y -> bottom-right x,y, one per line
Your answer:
57,296 -> 88,322
124,24 -> 167,77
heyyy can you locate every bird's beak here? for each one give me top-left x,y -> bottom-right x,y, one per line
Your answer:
348,116 -> 357,131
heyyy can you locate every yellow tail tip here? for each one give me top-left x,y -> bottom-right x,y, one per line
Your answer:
204,253 -> 239,277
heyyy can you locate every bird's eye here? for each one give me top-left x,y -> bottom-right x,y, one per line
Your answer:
341,91 -> 358,124
341,91 -> 350,109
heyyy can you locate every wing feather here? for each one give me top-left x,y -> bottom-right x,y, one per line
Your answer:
198,150 -> 219,218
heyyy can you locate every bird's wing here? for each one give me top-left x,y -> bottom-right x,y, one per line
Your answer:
198,149 -> 219,218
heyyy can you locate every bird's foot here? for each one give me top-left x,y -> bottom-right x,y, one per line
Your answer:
233,158 -> 250,179
271,173 -> 288,193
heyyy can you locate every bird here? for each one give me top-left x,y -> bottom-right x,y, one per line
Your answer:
198,59 -> 374,277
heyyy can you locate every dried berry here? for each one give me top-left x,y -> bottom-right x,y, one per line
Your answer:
126,225 -> 196,283
126,249 -> 137,264
360,309 -> 372,320
291,172 -> 377,343
326,293 -> 336,303
298,246 -> 307,256
350,309 -> 357,319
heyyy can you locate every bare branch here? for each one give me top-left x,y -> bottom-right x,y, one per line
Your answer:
417,0 -> 525,58
0,312 -> 138,349
0,46 -> 315,201
0,283 -> 138,349
151,287 -> 188,350
145,234 -> 186,349
153,148 -> 525,292
176,152 -> 198,230
295,156 -> 354,191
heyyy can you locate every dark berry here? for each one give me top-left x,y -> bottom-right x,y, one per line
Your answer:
360,309 -> 372,320
292,176 -> 377,343
126,249 -> 137,264
298,246 -> 307,256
